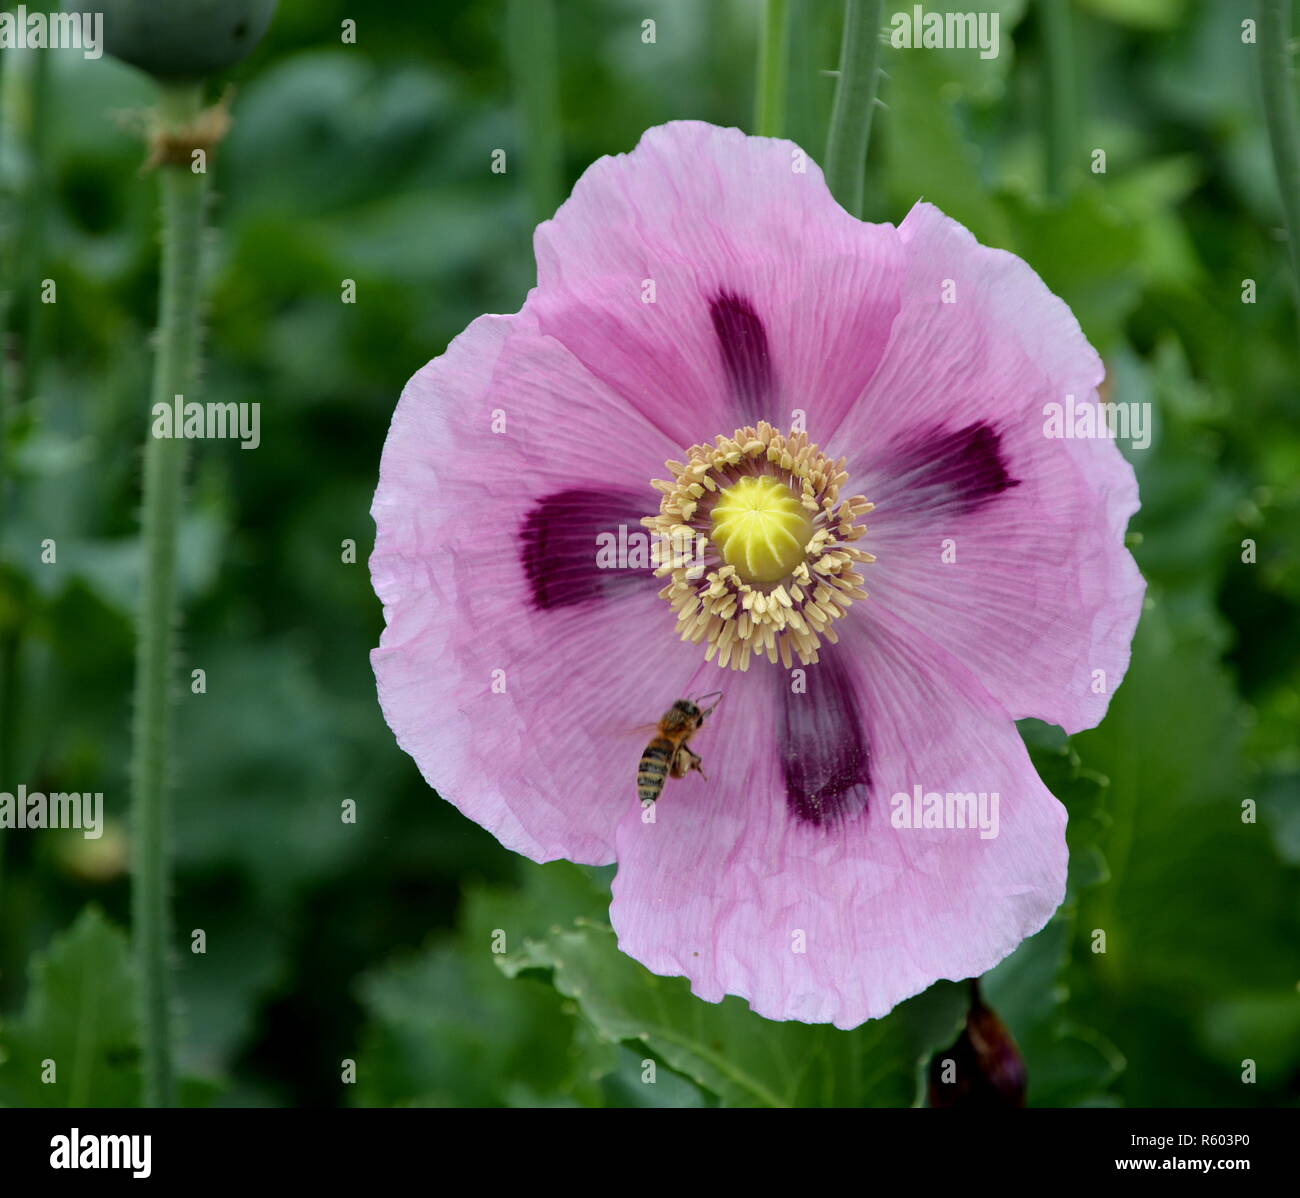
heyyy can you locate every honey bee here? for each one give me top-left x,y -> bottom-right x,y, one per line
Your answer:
636,692 -> 723,805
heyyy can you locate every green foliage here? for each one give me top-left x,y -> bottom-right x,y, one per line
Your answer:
352,864 -> 611,1108
988,726 -> 1123,1107
0,907 -> 138,1107
354,860 -> 966,1108
502,920 -> 966,1108
1071,599 -> 1300,1106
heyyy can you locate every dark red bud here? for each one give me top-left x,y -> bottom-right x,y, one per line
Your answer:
928,983 -> 1027,1108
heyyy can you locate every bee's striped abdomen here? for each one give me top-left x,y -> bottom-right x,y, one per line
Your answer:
637,737 -> 675,803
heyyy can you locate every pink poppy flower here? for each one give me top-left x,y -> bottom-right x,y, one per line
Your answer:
370,121 -> 1144,1028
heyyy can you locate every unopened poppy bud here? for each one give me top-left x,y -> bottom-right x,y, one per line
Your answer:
101,0 -> 278,81
928,985 -> 1027,1107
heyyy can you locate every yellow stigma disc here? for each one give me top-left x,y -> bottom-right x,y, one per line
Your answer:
710,475 -> 813,584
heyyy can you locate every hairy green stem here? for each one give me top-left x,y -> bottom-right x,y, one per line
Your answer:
506,0 -> 562,224
756,0 -> 791,137
1041,0 -> 1079,200
0,36 -> 10,799
824,0 -> 885,217
1259,0 -> 1300,310
20,47 -> 52,409
0,42 -> 8,467
130,82 -> 207,1109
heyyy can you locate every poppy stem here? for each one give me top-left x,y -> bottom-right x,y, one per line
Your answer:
1040,0 -> 1080,201
130,81 -> 208,1108
507,0 -> 563,225
824,0 -> 886,217
20,44 -> 53,409
0,44 -> 13,851
1258,0 -> 1300,314
756,0 -> 791,137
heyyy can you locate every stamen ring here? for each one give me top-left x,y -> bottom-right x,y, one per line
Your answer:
644,422 -> 874,671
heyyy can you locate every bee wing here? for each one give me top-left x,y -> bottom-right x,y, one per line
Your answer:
626,722 -> 662,737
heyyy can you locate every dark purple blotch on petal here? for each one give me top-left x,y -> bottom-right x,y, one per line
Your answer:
709,292 -> 773,422
777,649 -> 870,827
520,488 -> 653,611
876,422 -> 1019,517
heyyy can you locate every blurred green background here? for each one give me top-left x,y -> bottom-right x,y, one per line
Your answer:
0,0 -> 1297,1108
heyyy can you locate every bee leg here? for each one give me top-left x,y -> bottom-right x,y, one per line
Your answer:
680,747 -> 706,781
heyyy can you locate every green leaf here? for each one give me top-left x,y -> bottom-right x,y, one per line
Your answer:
1072,596 -> 1300,1105
173,642 -> 356,904
174,901 -> 287,1081
1199,994 -> 1300,1089
1021,719 -> 1112,904
998,185 -> 1144,351
352,863 -> 620,1108
1103,156 -> 1205,289
354,940 -> 575,1108
981,726 -> 1123,1106
983,917 -> 1125,1107
500,920 -> 965,1108
1259,771 -> 1300,866
467,860 -> 613,950
884,49 -> 1015,246
597,1045 -> 711,1108
1076,598 -> 1296,993
0,907 -> 139,1107
885,1 -> 1027,104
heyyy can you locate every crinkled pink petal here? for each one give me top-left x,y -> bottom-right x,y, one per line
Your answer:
829,202 -> 1145,734
372,312 -> 712,863
609,609 -> 1066,1028
531,121 -> 904,446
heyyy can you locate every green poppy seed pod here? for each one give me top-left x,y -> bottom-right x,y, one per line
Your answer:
928,985 -> 1027,1108
100,0 -> 278,81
